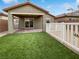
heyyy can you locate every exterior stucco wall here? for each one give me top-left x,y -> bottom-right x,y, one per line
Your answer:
19,18 -> 25,29
34,17 -> 43,29
43,14 -> 54,31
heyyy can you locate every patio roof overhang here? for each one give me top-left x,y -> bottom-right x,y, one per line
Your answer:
12,13 -> 43,18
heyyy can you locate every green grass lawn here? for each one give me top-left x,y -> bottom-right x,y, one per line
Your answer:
0,32 -> 79,59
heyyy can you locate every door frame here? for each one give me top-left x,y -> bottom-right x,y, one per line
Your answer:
24,18 -> 34,29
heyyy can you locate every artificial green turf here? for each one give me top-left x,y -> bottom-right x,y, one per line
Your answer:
0,32 -> 79,59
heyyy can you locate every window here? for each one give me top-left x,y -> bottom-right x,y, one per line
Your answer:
69,18 -> 72,21
46,18 -> 51,23
46,20 -> 50,23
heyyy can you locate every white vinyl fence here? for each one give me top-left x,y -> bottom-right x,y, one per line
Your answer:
46,23 -> 79,54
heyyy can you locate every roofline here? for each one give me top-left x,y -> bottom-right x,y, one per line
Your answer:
3,2 -> 55,17
55,15 -> 79,19
55,12 -> 79,19
3,2 -> 48,12
0,13 -> 8,17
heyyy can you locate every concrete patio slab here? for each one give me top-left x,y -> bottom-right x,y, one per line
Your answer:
16,29 -> 42,33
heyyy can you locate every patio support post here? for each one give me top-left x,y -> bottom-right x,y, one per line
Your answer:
42,16 -> 45,31
8,13 -> 14,33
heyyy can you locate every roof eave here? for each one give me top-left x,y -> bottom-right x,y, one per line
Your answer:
3,2 -> 55,17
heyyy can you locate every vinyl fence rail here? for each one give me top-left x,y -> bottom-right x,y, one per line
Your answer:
46,23 -> 79,54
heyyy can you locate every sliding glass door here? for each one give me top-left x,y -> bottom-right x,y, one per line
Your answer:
25,18 -> 34,29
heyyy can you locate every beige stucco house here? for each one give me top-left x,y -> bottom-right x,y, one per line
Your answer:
3,2 -> 54,33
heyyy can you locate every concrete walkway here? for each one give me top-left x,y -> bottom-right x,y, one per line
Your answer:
0,31 -> 8,37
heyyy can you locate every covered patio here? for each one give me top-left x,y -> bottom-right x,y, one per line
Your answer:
8,13 -> 43,33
